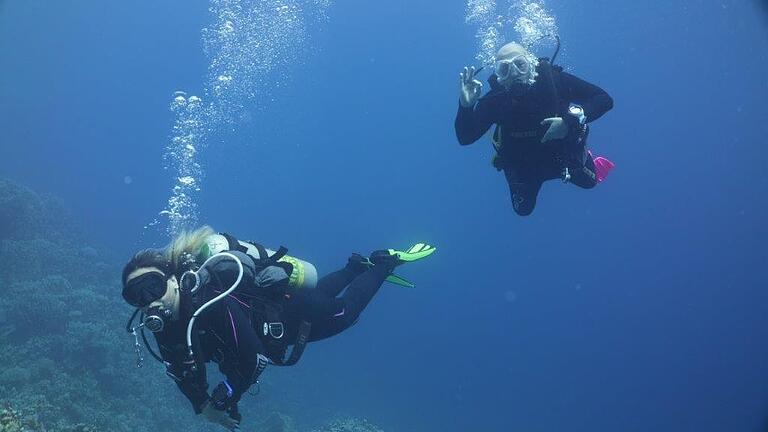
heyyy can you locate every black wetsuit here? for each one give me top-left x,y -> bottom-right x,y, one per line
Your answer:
455,61 -> 613,215
153,251 -> 390,415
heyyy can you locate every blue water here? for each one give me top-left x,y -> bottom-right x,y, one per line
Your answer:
2,1 -> 768,431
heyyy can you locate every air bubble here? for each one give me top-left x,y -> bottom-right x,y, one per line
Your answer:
179,176 -> 196,186
465,0 -> 558,66
160,0 -> 334,237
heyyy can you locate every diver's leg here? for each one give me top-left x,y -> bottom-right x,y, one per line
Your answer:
305,264 -> 392,341
566,149 -> 597,189
314,254 -> 369,297
560,127 -> 598,189
568,149 -> 598,189
505,168 -> 543,216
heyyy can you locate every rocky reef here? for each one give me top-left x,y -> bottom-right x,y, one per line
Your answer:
0,178 -> 192,432
0,178 -> 384,432
310,417 -> 385,432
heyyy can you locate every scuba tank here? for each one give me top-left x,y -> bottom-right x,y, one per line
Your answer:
197,234 -> 317,367
199,234 -> 318,290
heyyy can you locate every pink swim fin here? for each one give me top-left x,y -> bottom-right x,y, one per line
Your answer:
588,150 -> 615,183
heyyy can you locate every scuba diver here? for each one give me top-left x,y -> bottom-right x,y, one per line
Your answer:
455,41 -> 615,216
121,226 -> 435,431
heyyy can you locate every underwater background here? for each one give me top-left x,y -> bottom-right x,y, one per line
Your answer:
1,0 -> 768,431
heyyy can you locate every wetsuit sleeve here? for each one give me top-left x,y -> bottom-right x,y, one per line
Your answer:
171,365 -> 210,413
159,338 -> 210,414
558,72 -> 614,122
454,96 -> 499,145
199,258 -> 288,404
217,298 -> 269,404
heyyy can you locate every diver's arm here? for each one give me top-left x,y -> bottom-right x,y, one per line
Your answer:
559,72 -> 614,122
216,299 -> 270,405
455,97 -> 497,145
210,266 -> 290,405
156,332 -> 211,414
165,356 -> 211,414
160,251 -> 265,415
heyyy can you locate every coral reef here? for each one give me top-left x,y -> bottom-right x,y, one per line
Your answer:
0,179 -> 75,244
0,178 -> 197,432
311,417 -> 385,432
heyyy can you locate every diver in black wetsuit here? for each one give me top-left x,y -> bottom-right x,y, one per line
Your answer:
455,42 -> 614,216
121,227 -> 435,431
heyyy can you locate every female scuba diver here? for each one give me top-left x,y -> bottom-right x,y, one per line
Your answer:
121,226 -> 435,431
455,41 -> 615,216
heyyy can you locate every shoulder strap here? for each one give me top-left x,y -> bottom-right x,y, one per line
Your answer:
537,58 -> 560,117
221,233 -> 290,269
220,232 -> 248,254
246,241 -> 288,265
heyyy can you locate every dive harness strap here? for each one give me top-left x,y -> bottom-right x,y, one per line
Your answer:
221,232 -> 248,254
219,232 -> 309,366
221,232 -> 291,274
254,300 -> 312,366
270,320 -> 311,367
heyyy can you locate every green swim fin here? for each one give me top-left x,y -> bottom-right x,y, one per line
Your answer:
384,273 -> 415,288
387,243 -> 437,263
363,243 -> 436,288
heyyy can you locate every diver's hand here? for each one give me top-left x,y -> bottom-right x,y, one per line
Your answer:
201,400 -> 241,431
540,117 -> 569,143
459,66 -> 483,108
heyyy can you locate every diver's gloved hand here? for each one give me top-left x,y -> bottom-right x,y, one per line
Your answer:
540,117 -> 569,143
226,403 -> 242,424
201,399 -> 240,431
201,381 -> 241,430
459,66 -> 483,108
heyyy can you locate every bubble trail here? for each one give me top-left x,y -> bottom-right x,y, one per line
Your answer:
464,0 -> 559,66
157,0 -> 332,237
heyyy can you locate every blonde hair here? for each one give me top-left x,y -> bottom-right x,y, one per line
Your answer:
167,225 -> 216,272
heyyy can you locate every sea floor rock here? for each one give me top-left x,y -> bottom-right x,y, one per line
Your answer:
312,417 -> 385,432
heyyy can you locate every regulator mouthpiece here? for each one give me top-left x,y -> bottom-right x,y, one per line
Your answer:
143,307 -> 172,332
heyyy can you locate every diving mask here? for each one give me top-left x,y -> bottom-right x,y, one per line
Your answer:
123,271 -> 168,308
494,54 -> 531,82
